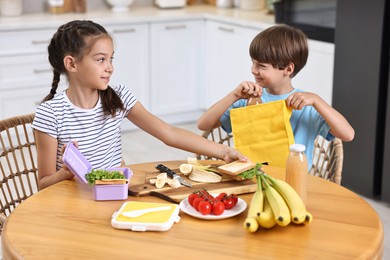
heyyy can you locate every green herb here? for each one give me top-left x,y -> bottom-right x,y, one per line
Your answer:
238,163 -> 263,179
85,169 -> 125,185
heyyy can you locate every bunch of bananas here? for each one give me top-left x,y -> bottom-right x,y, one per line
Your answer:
243,173 -> 313,233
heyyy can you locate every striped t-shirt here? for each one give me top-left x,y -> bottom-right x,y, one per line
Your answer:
32,84 -> 137,171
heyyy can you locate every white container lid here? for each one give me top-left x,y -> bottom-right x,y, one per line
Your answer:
290,144 -> 306,152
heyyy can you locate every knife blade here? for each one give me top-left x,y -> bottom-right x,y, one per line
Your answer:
155,164 -> 192,188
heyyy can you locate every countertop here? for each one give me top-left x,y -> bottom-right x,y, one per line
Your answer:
0,5 -> 275,31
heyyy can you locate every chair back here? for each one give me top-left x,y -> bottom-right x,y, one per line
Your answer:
197,128 -> 344,185
0,113 -> 38,234
195,126 -> 233,160
309,136 -> 343,185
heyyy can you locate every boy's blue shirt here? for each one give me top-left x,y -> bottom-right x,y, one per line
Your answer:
220,88 -> 334,168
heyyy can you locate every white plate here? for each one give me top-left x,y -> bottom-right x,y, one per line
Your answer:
179,196 -> 247,220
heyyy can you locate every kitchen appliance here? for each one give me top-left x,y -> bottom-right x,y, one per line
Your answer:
282,0 -> 337,43
155,0 -> 186,9
333,0 -> 390,203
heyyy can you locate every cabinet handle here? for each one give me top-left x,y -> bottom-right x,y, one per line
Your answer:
112,28 -> 136,33
218,26 -> 235,33
32,40 -> 50,45
34,69 -> 52,74
165,25 -> 187,30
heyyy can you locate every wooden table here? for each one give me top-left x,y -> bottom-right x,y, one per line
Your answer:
2,161 -> 384,259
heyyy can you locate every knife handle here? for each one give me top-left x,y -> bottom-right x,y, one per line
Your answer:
155,164 -> 176,178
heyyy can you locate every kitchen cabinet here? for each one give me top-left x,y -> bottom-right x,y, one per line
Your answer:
106,23 -> 149,131
202,20 -> 262,109
292,39 -> 335,105
0,28 -> 64,120
150,20 -> 203,123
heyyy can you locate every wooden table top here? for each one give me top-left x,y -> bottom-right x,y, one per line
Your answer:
2,160 -> 384,259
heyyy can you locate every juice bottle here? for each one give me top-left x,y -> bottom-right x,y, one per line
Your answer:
285,144 -> 308,205
246,96 -> 262,106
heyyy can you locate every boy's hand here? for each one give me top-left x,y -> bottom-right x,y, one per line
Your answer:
286,92 -> 318,110
232,81 -> 262,100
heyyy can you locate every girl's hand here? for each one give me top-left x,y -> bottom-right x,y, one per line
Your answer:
232,81 -> 262,100
286,92 -> 318,110
222,147 -> 249,163
60,141 -> 79,180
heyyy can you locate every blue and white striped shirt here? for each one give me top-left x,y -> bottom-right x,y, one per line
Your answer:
32,84 -> 137,171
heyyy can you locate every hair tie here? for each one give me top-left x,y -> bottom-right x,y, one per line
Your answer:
50,89 -> 57,95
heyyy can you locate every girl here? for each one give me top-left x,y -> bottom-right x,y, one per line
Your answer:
33,20 -> 246,190
197,24 -> 354,168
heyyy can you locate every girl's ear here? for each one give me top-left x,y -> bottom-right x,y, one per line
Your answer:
63,55 -> 77,72
284,62 -> 295,77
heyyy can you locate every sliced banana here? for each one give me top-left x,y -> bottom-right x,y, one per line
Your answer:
187,157 -> 198,165
156,172 -> 167,180
149,178 -> 157,185
179,163 -> 193,175
168,178 -> 181,188
155,178 -> 166,189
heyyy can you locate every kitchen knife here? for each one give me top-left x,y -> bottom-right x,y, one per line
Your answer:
155,164 -> 192,188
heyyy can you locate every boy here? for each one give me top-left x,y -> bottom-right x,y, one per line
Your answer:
197,24 -> 354,167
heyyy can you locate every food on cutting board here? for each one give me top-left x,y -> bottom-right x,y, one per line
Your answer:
149,172 -> 182,189
240,165 -> 313,233
179,157 -> 222,183
187,188 -> 239,216
85,169 -> 127,185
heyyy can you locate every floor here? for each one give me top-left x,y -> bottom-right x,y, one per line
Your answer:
1,122 -> 388,259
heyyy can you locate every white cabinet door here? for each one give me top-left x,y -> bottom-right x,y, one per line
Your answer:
107,24 -> 149,108
203,21 -> 263,109
150,20 -> 202,119
292,40 -> 335,105
106,23 -> 149,131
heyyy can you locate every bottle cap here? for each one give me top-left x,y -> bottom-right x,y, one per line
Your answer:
290,144 -> 306,152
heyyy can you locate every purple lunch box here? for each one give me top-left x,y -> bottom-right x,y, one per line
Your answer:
63,142 -> 132,201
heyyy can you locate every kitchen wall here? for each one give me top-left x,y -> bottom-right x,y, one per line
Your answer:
22,0 -> 155,14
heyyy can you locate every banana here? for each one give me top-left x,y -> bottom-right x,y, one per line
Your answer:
261,174 -> 291,227
257,195 -> 276,228
247,175 -> 264,218
243,217 -> 259,233
243,174 -> 263,232
303,211 -> 313,224
264,175 -> 307,224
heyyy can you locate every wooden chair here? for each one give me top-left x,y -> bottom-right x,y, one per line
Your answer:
309,135 -> 343,185
195,126 -> 233,161
0,113 -> 38,234
196,127 -> 344,185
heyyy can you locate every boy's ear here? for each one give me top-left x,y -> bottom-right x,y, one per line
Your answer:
284,62 -> 295,77
63,55 -> 77,72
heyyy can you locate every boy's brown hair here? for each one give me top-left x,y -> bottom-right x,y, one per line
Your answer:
249,24 -> 308,78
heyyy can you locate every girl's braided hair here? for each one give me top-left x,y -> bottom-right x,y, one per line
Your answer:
43,20 -> 124,117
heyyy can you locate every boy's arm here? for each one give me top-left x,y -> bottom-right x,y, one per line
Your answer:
286,92 -> 355,142
198,81 -> 262,131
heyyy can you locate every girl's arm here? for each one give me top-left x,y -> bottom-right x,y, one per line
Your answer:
198,81 -> 262,131
286,92 -> 355,142
127,102 -> 248,163
35,130 -> 75,190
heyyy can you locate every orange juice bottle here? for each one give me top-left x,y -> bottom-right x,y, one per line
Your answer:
285,144 -> 308,205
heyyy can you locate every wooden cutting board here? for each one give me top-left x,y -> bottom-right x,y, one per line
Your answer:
128,162 -> 257,203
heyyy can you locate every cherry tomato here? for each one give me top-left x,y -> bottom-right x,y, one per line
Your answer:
192,197 -> 204,211
223,197 -> 235,210
198,200 -> 212,215
230,194 -> 238,206
212,201 -> 225,215
216,192 -> 227,201
188,193 -> 199,206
